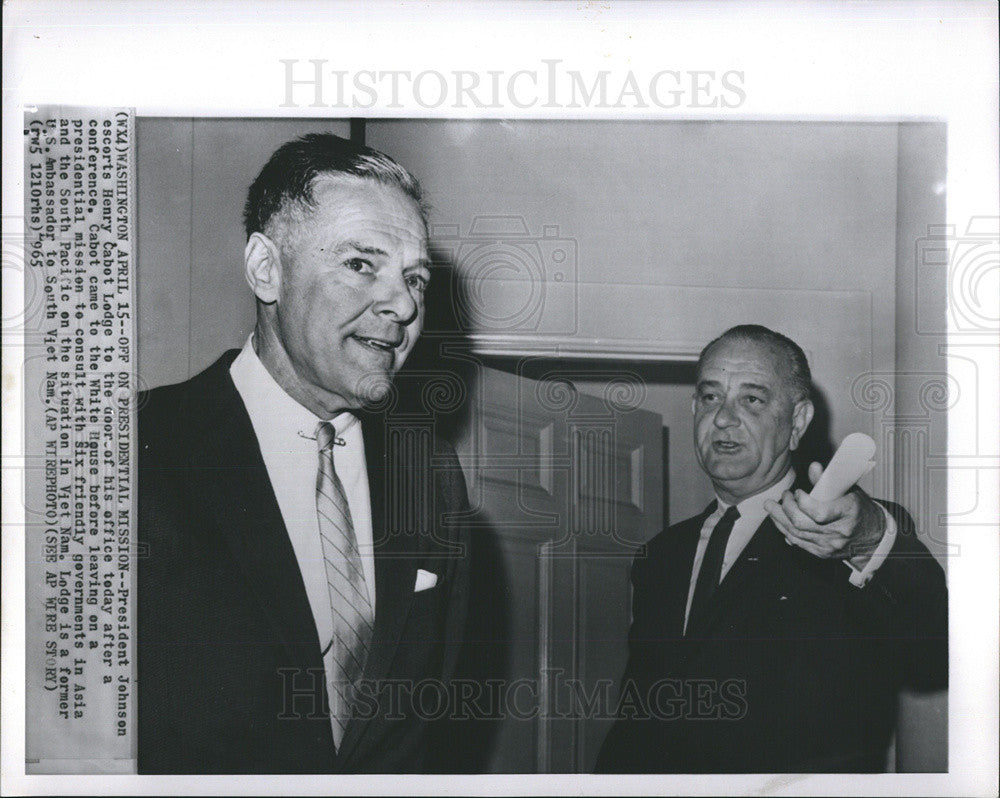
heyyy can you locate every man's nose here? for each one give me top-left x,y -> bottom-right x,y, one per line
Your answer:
373,271 -> 418,325
713,400 -> 739,428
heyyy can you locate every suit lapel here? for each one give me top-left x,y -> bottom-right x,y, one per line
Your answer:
665,503 -> 717,639
336,411 -> 422,764
684,516 -> 786,641
186,353 -> 323,661
683,474 -> 810,642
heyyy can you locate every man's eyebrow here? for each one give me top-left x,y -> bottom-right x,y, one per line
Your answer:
407,257 -> 433,272
695,379 -> 772,394
336,240 -> 389,258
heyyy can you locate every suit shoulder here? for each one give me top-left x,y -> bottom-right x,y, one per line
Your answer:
137,380 -> 196,456
138,378 -> 192,425
630,512 -> 704,583
138,350 -> 241,449
644,512 -> 704,554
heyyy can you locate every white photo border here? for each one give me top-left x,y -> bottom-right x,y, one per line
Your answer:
2,1 -> 997,796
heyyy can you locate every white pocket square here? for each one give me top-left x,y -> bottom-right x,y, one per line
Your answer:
414,569 -> 438,592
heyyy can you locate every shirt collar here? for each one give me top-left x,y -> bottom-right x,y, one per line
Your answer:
230,335 -> 359,446
716,468 -> 796,526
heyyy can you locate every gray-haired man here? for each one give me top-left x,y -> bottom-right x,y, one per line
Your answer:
138,134 -> 470,774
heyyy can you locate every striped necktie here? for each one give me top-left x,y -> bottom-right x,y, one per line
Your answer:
315,420 -> 374,749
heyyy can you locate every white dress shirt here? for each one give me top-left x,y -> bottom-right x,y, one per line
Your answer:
684,469 -> 897,632
230,337 -> 377,659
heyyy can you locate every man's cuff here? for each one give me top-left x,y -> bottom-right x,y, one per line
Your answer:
844,504 -> 897,587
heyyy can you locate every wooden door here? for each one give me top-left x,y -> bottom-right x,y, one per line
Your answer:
450,363 -> 663,773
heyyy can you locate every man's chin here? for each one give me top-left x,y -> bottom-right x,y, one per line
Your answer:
701,455 -> 754,482
704,463 -> 759,492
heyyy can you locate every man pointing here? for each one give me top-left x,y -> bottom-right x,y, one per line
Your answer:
597,324 -> 947,773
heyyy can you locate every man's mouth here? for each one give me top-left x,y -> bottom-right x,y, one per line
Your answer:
712,440 -> 744,454
352,334 -> 401,353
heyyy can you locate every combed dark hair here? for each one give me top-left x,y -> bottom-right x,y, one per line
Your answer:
242,132 -> 427,240
697,324 -> 813,401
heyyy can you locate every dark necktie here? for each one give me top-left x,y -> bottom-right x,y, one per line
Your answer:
315,421 -> 374,749
687,505 -> 741,633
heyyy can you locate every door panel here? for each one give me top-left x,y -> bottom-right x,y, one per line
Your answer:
454,364 -> 663,772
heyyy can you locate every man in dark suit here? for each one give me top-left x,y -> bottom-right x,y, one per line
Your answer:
596,324 -> 947,773
138,134 -> 470,773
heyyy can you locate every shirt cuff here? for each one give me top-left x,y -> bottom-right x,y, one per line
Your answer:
844,504 -> 897,588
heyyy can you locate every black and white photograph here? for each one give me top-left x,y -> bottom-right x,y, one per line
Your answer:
131,117 -> 951,776
2,2 -> 997,796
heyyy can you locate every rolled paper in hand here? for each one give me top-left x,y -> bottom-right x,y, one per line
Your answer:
808,432 -> 877,502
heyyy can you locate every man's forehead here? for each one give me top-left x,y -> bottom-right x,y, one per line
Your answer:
699,339 -> 788,384
308,174 -> 427,245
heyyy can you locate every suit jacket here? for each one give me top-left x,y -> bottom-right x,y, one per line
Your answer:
596,481 -> 948,773
137,351 -> 471,774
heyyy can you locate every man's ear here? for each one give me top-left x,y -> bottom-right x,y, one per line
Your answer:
789,398 -> 815,451
244,232 -> 283,303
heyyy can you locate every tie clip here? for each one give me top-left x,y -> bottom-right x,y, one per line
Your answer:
297,430 -> 346,446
